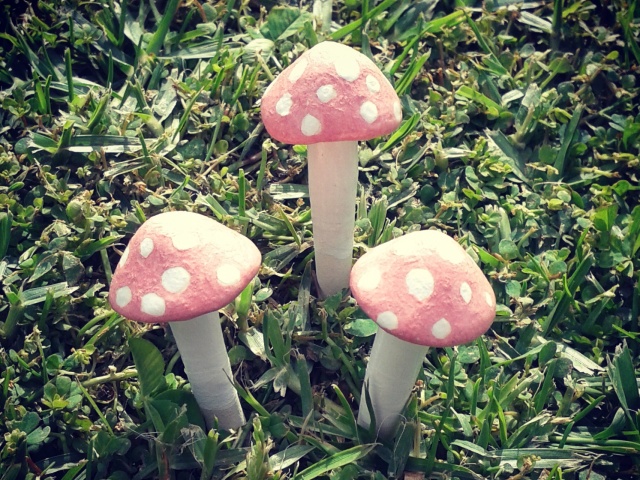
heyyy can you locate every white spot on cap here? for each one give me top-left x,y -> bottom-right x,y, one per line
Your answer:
460,282 -> 472,304
485,292 -> 494,307
360,101 -> 378,124
115,286 -> 132,307
141,293 -> 166,317
316,84 -> 337,103
357,268 -> 381,291
276,93 -> 293,116
394,101 -> 402,122
391,235 -> 431,256
140,238 -> 154,258
162,267 -> 191,294
335,57 -> 360,82
119,247 -> 130,267
406,268 -> 434,301
432,318 -> 451,339
217,264 -> 241,287
393,241 -> 416,257
301,114 -> 321,136
438,241 -> 468,265
366,75 -> 380,93
171,232 -> 199,251
377,311 -> 398,330
289,58 -> 308,83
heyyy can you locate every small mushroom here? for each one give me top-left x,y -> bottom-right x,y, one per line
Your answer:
108,211 -> 261,430
261,41 -> 402,297
350,230 -> 496,439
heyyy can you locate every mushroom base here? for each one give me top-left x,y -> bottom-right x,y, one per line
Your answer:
357,328 -> 429,440
170,311 -> 245,430
307,140 -> 359,297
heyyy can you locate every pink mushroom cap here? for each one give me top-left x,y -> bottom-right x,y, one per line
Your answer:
260,41 -> 402,145
349,230 -> 496,348
108,211 -> 261,323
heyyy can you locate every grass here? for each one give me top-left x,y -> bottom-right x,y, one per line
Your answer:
0,0 -> 639,478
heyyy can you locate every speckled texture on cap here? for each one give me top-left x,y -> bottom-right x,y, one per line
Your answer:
108,211 -> 261,323
349,230 -> 496,347
261,41 -> 402,145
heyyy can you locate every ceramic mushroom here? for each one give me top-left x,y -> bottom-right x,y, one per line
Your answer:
108,211 -> 261,430
261,41 -> 402,297
350,230 -> 496,439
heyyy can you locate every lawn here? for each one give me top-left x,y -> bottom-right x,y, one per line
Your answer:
1,0 -> 639,478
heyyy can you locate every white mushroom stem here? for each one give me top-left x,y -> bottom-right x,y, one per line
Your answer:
169,312 -> 245,430
358,329 -> 429,440
307,141 -> 359,297
312,0 -> 333,32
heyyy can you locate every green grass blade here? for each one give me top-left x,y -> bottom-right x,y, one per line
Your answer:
296,444 -> 376,479
65,48 -> 74,103
552,105 -> 584,179
145,0 -> 181,55
329,0 -> 399,41
552,0 -> 563,51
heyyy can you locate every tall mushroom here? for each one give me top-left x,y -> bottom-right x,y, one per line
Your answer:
261,41 -> 402,297
108,211 -> 261,430
350,230 -> 496,440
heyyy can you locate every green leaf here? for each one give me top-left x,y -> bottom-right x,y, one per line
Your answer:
457,86 -> 503,117
239,327 -> 267,359
621,6 -> 640,65
260,7 -> 312,41
608,346 -> 640,415
295,355 -> 314,418
29,132 -> 59,154
498,239 -> 519,260
269,184 -> 309,200
518,11 -> 553,33
26,426 -> 50,445
29,254 -> 57,283
270,445 -> 315,471
201,431 -> 220,479
344,318 -> 378,337
296,444 -> 376,479
534,360 -> 557,413
593,407 -> 627,441
235,282 -> 253,328
157,402 -> 190,444
92,431 -> 130,457
395,53 -> 429,96
629,206 -> 640,256
128,337 -> 167,398
154,389 -> 205,429
65,135 -> 144,153
451,439 -> 494,458
74,236 -> 120,260
623,122 -> 640,149
145,0 -> 181,55
486,130 -> 530,184
330,0 -> 400,41
542,253 -> 595,335
465,13 -> 509,77
380,113 -> 420,152
21,282 -> 78,306
553,105 -> 583,179
0,211 -> 12,260
265,310 -> 289,365
592,204 -> 618,232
